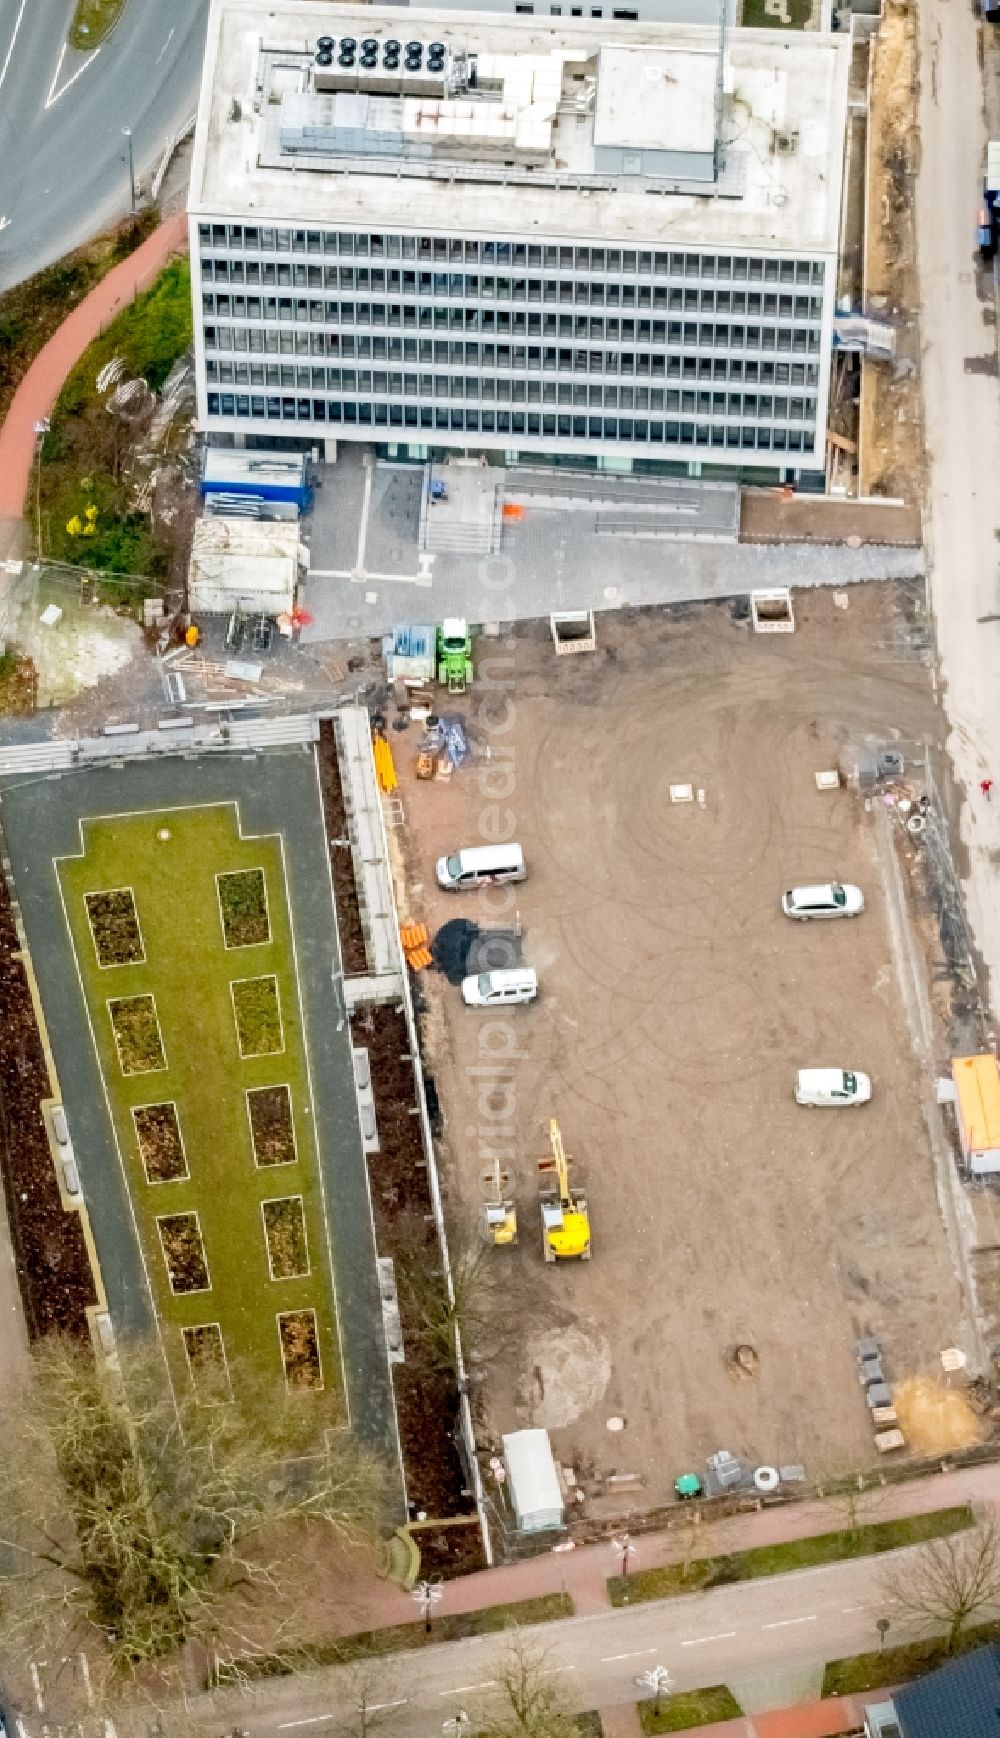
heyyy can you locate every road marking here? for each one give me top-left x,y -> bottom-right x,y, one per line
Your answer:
762,1615 -> 818,1630
841,1605 -> 865,1614
540,1665 -> 575,1674
601,1650 -> 657,1663
277,1718 -> 331,1729
440,1682 -> 495,1696
368,1701 -> 408,1714
45,42 -> 102,111
155,27 -> 175,63
0,0 -> 28,96
681,1632 -> 737,1647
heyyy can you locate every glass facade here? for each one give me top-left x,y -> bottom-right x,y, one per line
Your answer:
195,222 -> 830,464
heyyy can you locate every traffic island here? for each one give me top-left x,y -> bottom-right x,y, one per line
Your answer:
69,0 -> 128,50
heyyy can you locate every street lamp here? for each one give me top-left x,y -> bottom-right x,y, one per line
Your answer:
876,1617 -> 891,1651
442,1713 -> 469,1738
121,126 -> 135,215
412,1576 -> 443,1634
636,1666 -> 674,1719
612,1531 -> 637,1582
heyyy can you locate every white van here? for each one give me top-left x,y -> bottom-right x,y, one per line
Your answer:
795,1068 -> 872,1107
462,968 -> 538,1007
436,844 -> 526,891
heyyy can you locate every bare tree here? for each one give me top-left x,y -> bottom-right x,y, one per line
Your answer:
394,1216 -> 512,1376
333,1663 -> 399,1738
0,1336 -> 388,1693
879,1514 -> 1000,1651
478,1633 -> 580,1738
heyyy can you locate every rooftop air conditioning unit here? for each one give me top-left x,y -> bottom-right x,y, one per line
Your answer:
774,129 -> 799,155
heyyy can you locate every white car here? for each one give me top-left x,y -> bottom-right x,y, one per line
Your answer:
795,1068 -> 872,1107
781,882 -> 864,921
461,967 -> 538,1007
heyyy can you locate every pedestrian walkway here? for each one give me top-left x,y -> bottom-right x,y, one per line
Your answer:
335,1460 -> 1000,1637
0,212 -> 187,525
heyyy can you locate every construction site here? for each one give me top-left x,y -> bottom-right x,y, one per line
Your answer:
377,584 -> 994,1519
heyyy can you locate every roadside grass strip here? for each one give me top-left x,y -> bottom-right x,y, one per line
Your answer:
57,804 -> 340,1407
638,1687 -> 744,1733
608,1506 -> 974,1605
822,1619 -> 1000,1698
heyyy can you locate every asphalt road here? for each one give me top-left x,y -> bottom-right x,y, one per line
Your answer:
915,0 -> 1000,1015
0,0 -> 207,291
193,1551 -> 937,1738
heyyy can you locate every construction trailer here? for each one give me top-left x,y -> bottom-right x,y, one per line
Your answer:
951,1054 -> 1000,1175
201,448 -> 311,513
187,518 -> 306,617
502,1428 -> 564,1534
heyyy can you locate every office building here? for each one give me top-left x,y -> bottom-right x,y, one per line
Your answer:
189,0 -> 850,478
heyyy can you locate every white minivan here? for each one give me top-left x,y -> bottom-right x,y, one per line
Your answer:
795,1068 -> 872,1107
462,967 -> 539,1007
437,843 -> 526,891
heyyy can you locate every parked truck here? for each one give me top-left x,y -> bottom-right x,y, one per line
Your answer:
977,141 -> 1000,258
437,619 -> 473,694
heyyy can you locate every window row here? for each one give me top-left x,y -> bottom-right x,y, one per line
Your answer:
204,318 -> 823,358
204,335 -> 818,387
197,224 -> 826,286
204,358 -> 815,420
200,260 -> 823,321
205,392 -> 816,450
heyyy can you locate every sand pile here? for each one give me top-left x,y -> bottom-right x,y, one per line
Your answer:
893,1375 -> 986,1455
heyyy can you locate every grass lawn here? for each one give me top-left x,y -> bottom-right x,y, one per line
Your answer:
608,1507 -> 973,1605
57,802 -> 340,1408
221,1592 -> 575,1682
741,0 -> 814,24
69,0 -> 127,48
638,1687 -> 743,1732
39,257 -> 192,577
823,1620 -> 1000,1697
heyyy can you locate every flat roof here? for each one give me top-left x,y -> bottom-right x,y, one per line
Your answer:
593,46 -> 718,156
952,1054 -> 1000,1152
190,0 -> 851,255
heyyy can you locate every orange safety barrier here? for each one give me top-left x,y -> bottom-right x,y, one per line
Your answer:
502,502 -> 525,521
400,922 -> 429,950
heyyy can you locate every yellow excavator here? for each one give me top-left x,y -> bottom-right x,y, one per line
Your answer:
481,1160 -> 517,1247
538,1119 -> 591,1262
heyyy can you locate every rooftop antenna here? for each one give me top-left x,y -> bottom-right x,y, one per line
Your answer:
713,0 -> 728,184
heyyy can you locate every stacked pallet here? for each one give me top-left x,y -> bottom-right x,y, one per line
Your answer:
400,922 -> 431,970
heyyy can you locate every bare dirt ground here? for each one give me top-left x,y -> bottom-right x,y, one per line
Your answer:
398,586 -> 971,1511
861,0 -> 925,501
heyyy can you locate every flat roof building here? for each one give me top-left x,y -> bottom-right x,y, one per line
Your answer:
189,0 -> 850,476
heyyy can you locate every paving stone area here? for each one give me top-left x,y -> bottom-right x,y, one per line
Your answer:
300,449 -> 924,642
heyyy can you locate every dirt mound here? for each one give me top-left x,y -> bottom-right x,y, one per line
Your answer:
893,1375 -> 986,1454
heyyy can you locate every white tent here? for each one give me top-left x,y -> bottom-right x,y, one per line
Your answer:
502,1428 -> 564,1534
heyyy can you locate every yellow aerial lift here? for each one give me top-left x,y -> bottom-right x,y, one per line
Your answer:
538,1119 -> 591,1261
481,1160 -> 517,1247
